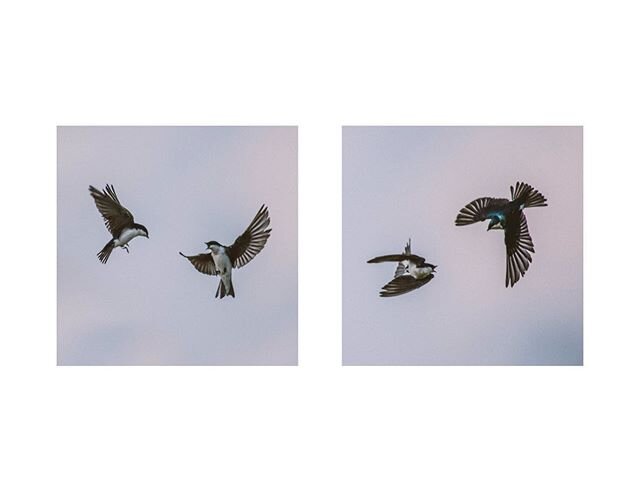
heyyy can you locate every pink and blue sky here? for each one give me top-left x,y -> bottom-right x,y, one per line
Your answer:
343,126 -> 582,365
58,126 -> 297,365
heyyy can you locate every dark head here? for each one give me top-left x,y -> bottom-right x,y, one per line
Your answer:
205,240 -> 222,248
427,263 -> 437,272
134,223 -> 149,238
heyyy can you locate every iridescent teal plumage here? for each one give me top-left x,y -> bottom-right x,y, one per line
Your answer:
455,182 -> 548,287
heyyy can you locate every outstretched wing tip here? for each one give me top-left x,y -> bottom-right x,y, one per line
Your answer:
228,205 -> 272,268
181,252 -> 217,276
504,211 -> 536,288
89,183 -> 134,235
378,274 -> 433,297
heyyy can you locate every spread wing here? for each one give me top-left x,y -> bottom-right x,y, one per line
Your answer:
455,197 -> 509,226
504,211 -> 535,287
227,205 -> 272,268
179,252 -> 218,276
367,254 -> 425,264
379,274 -> 434,298
367,240 -> 427,278
89,184 -> 135,235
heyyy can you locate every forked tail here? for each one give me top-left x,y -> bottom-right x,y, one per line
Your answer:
510,182 -> 548,209
97,239 -> 115,264
216,278 -> 236,299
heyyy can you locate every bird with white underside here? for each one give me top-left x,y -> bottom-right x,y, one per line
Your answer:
180,205 -> 272,299
89,184 -> 149,264
367,239 -> 437,297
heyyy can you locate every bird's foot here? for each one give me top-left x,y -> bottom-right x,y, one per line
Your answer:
124,245 -> 130,253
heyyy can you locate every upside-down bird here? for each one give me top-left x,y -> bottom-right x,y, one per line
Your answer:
367,239 -> 436,297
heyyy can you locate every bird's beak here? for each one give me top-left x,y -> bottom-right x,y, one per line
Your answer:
433,266 -> 437,271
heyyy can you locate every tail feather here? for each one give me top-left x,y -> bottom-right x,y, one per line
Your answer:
215,279 -> 236,299
97,239 -> 115,264
403,239 -> 411,256
511,182 -> 548,209
394,239 -> 411,278
216,280 -> 225,299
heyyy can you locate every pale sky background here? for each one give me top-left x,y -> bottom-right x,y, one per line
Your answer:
58,126 -> 297,365
343,126 -> 582,365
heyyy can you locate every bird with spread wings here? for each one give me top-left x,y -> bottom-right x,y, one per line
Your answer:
180,205 -> 272,299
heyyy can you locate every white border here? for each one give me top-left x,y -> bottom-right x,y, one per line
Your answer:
2,1 -> 638,491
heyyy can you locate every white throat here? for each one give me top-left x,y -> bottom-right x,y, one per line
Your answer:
208,244 -> 225,255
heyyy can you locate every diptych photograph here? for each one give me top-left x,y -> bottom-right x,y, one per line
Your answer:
11,3 -> 640,492
58,126 -> 298,365
343,126 -> 583,365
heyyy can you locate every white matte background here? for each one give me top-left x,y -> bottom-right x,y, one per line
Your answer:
1,1 -> 638,492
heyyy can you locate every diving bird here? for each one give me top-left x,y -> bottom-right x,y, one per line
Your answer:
367,239 -> 436,297
180,205 -> 271,299
89,184 -> 149,264
455,181 -> 548,287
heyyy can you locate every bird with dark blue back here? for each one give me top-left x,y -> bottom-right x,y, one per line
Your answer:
455,182 -> 548,287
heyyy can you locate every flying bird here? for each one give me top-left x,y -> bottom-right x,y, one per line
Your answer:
180,205 -> 272,299
455,181 -> 547,287
89,184 -> 149,264
367,239 -> 436,297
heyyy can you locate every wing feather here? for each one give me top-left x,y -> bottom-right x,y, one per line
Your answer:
179,252 -> 218,276
504,211 -> 535,287
89,184 -> 135,235
379,274 -> 434,298
394,239 -> 411,278
367,254 -> 426,264
455,197 -> 509,226
227,205 -> 272,268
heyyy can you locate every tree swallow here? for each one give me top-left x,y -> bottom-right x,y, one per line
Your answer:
89,184 -> 149,264
367,239 -> 437,297
180,205 -> 272,299
455,181 -> 548,287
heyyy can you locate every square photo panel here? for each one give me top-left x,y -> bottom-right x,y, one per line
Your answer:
343,126 -> 582,365
58,126 -> 298,365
